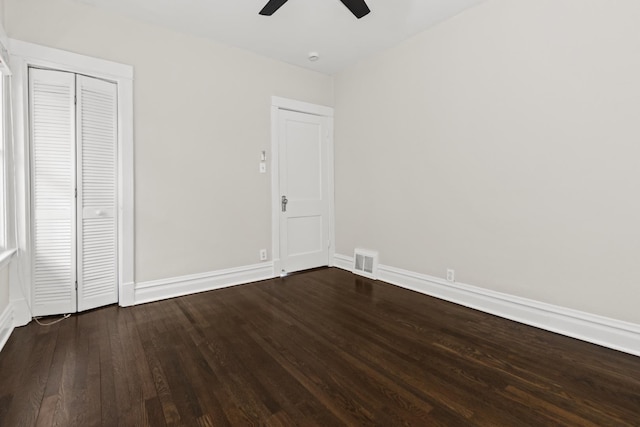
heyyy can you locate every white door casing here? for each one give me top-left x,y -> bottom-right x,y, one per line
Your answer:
271,97 -> 335,275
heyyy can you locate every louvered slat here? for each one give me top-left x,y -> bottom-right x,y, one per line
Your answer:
77,75 -> 118,312
30,68 -> 77,316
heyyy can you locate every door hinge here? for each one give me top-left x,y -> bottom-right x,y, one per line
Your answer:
75,281 -> 78,290
74,95 -> 77,105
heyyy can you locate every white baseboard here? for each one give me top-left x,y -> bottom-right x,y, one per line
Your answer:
334,254 -> 640,357
119,281 -> 135,307
0,304 -> 14,353
134,262 -> 275,305
10,297 -> 31,327
333,254 -> 353,271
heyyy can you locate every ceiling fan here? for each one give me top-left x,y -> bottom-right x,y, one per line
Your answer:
259,0 -> 371,19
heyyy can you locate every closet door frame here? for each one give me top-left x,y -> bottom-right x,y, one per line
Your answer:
10,40 -> 134,325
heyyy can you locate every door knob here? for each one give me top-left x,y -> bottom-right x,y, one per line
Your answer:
281,195 -> 288,212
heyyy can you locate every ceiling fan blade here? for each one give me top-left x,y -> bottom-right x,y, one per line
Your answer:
338,0 -> 371,19
259,0 -> 289,16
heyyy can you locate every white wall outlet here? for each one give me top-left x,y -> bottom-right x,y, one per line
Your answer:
446,269 -> 455,282
259,249 -> 268,261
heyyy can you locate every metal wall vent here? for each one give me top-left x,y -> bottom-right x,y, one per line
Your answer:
353,249 -> 378,280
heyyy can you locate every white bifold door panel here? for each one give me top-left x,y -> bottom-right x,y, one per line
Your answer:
76,75 -> 118,312
279,110 -> 329,273
30,68 -> 118,317
30,69 -> 77,316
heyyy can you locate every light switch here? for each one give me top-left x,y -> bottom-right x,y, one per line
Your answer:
259,162 -> 266,173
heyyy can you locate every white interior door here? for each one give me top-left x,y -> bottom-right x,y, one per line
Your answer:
30,68 -> 118,316
76,75 -> 118,312
30,68 -> 77,316
278,109 -> 329,273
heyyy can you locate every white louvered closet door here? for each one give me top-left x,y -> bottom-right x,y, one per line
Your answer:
76,75 -> 118,312
30,69 -> 77,316
30,68 -> 118,316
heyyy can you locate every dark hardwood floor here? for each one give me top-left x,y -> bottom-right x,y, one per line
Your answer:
1,268 -> 639,426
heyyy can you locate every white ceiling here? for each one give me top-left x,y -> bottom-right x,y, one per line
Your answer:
75,0 -> 484,75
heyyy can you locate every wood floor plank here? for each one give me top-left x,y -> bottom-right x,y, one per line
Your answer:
236,287 -> 438,424
1,267 -> 639,426
12,324 -> 60,427
97,309 -> 117,427
34,323 -> 68,427
255,277 -> 500,419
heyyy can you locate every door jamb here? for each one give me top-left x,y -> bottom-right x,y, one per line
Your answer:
270,96 -> 335,276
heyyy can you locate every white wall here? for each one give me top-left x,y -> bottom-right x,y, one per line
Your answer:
0,265 -> 8,315
0,0 -> 9,317
5,0 -> 334,282
0,265 -> 10,353
335,0 -> 640,324
0,0 -> 5,34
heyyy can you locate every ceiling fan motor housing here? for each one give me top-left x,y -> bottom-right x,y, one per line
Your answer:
259,0 -> 371,19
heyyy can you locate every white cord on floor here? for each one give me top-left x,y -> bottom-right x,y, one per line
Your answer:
33,314 -> 72,326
